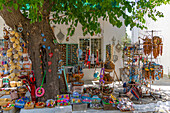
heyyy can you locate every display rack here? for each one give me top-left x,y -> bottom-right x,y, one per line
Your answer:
67,44 -> 78,66
59,44 -> 78,66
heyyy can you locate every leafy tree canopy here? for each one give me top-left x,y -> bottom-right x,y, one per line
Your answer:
0,0 -> 169,36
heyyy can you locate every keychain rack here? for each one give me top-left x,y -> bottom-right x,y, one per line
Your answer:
122,30 -> 163,100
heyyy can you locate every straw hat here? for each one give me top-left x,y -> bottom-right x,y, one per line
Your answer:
18,51 -> 22,56
14,54 -> 19,59
11,65 -> 16,70
15,32 -> 19,38
7,52 -> 12,57
10,30 -> 15,35
10,37 -> 15,42
7,48 -> 13,53
15,39 -> 19,45
13,43 -> 17,48
9,73 -> 15,77
16,45 -> 21,51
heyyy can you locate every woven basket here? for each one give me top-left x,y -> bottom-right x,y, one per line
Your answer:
2,106 -> 14,111
24,102 -> 35,109
24,104 -> 34,109
35,102 -> 45,108
104,60 -> 115,72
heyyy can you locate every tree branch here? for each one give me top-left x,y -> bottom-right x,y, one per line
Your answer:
0,5 -> 30,41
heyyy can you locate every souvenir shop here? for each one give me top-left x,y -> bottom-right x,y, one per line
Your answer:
0,23 -> 165,113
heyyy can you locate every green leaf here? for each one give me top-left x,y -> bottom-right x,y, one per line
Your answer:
7,8 -> 12,12
13,4 -> 18,10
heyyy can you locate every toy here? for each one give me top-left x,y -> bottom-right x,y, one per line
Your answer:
57,94 -> 70,106
96,49 -> 100,66
15,99 -> 25,108
99,68 -> 105,84
35,68 -> 46,97
2,103 -> 14,111
35,102 -> 45,108
46,99 -> 55,108
90,95 -> 103,109
70,92 -> 82,104
81,93 -> 91,104
117,98 -> 134,112
24,101 -> 35,109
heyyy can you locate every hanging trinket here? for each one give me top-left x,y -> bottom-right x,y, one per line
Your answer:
57,29 -> 65,43
49,52 -> 53,58
48,61 -> 52,66
47,46 -> 51,50
43,38 -> 46,42
18,23 -> 23,32
48,69 -> 52,73
66,36 -> 69,41
113,55 -> 118,63
115,40 -> 121,53
112,36 -> 116,46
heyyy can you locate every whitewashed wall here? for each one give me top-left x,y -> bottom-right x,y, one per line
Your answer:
0,16 -> 5,39
0,16 -> 126,80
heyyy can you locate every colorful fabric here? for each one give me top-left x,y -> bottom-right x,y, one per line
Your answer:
131,87 -> 139,100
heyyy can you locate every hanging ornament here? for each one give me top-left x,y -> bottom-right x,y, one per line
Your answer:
18,23 -> 23,32
113,54 -> 118,63
48,61 -> 52,66
42,45 -> 46,48
115,40 -> 121,53
47,46 -> 51,50
66,36 -> 69,41
112,36 -> 116,46
43,38 -> 46,42
3,28 -> 9,40
41,33 -> 45,37
57,29 -> 65,43
49,52 -> 53,58
48,69 -> 52,73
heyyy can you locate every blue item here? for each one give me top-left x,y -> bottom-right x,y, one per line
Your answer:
15,99 -> 25,108
43,38 -> 46,42
94,72 -> 99,78
48,46 -> 51,50
41,33 -> 44,37
42,45 -> 46,48
78,49 -> 83,58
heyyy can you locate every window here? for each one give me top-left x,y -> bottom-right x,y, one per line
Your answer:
79,37 -> 101,62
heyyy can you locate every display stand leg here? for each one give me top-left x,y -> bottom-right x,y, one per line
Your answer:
114,69 -> 120,84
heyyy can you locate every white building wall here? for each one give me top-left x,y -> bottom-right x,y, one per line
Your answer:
0,16 -> 126,80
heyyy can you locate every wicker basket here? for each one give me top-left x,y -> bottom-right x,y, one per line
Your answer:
2,106 -> 14,111
24,102 -> 35,109
104,69 -> 114,72
104,60 -> 115,72
35,102 -> 45,108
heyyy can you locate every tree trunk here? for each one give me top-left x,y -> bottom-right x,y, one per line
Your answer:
0,6 -> 67,100
28,20 -> 60,100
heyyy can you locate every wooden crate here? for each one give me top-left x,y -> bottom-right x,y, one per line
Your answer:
72,104 -> 87,111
